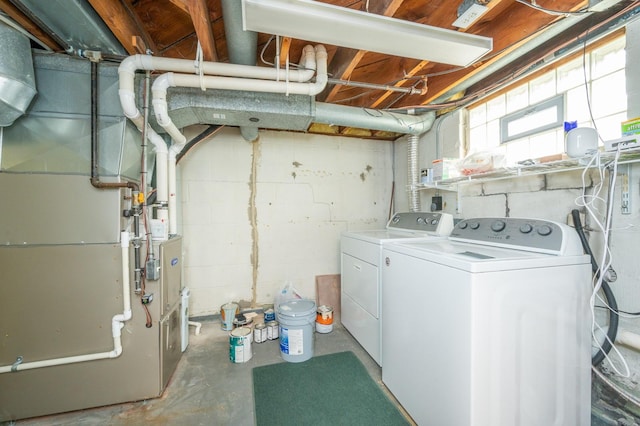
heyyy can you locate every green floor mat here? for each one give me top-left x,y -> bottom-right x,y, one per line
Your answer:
252,351 -> 409,426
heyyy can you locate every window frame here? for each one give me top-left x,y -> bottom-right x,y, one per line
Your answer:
499,94 -> 565,143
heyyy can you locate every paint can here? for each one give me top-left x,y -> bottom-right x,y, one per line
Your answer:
254,323 -> 267,344
277,299 -> 316,363
264,308 -> 276,322
229,327 -> 252,363
315,305 -> 334,334
266,321 -> 279,340
221,302 -> 238,331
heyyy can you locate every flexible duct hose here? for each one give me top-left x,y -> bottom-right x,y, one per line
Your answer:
407,135 -> 420,212
571,209 -> 619,366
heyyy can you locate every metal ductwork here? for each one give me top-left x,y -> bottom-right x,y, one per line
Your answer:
0,21 -> 36,127
221,0 -> 260,141
7,0 -> 125,55
156,87 -> 315,131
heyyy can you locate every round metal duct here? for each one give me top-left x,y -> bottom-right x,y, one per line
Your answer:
0,21 -> 36,127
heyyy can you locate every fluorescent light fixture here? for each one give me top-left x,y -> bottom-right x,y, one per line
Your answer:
241,0 -> 493,67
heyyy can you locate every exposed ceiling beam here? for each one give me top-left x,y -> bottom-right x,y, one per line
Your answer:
278,36 -> 292,67
367,0 -> 512,109
170,0 -> 217,61
371,0 -> 590,109
87,0 -> 156,55
318,0 -> 404,103
463,9 -> 632,102
0,0 -> 61,51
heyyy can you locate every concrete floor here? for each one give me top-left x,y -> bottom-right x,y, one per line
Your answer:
7,317 -> 635,426
12,319 -> 414,426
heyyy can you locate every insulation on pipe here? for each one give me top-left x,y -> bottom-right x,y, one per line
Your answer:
151,45 -> 327,145
314,104 -> 435,136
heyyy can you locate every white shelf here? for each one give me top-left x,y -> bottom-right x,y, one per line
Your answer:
417,148 -> 640,190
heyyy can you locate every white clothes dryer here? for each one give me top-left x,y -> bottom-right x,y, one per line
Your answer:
340,212 -> 453,366
381,217 -> 592,426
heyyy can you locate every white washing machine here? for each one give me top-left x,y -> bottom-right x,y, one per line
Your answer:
381,217 -> 592,426
341,212 -> 453,366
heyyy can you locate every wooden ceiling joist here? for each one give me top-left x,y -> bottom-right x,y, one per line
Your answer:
88,0 -> 156,55
170,0 -> 217,62
319,0 -> 405,103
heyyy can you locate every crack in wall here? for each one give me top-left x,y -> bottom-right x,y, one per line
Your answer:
248,140 -> 260,308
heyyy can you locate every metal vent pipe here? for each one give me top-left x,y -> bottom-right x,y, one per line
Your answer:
0,21 -> 36,126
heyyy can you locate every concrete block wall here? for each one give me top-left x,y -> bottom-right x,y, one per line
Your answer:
178,127 -> 393,316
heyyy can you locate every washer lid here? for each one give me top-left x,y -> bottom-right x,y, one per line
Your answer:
383,239 -> 590,273
277,299 -> 316,317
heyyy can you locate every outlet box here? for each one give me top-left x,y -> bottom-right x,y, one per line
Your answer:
146,258 -> 161,280
431,196 -> 443,212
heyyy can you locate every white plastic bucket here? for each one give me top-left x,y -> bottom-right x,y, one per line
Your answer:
277,299 -> 316,363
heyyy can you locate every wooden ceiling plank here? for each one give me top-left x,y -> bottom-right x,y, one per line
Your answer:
319,0 -> 405,102
170,0 -> 217,62
364,0 -> 512,108
0,0 -> 61,51
362,0 -> 587,109
278,37 -> 293,67
169,0 -> 190,14
88,0 -> 156,55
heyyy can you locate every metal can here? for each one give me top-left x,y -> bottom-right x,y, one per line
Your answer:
264,308 -> 276,322
254,323 -> 267,343
266,321 -> 279,340
229,327 -> 252,363
316,305 -> 334,334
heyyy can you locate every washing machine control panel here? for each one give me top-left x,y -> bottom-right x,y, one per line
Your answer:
450,217 -> 579,255
387,212 -> 454,236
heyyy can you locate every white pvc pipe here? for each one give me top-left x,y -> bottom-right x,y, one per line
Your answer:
118,45 -> 319,229
616,331 -> 640,352
152,45 -> 327,235
168,144 -> 183,235
0,231 -> 133,374
152,45 -> 328,145
189,321 -> 202,335
119,46 -> 316,85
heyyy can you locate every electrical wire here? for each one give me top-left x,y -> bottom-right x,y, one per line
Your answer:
576,147 -> 630,377
389,2 -> 637,113
515,0 -> 589,17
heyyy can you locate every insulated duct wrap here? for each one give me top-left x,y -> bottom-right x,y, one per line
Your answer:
0,21 -> 36,126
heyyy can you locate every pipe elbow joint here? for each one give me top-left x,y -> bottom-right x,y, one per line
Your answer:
118,56 -> 139,77
314,45 -> 328,58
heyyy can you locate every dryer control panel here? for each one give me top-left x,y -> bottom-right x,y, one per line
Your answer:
449,217 -> 583,256
386,212 -> 453,236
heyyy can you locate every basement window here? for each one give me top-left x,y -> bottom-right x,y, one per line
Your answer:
500,95 -> 564,143
466,32 -> 627,165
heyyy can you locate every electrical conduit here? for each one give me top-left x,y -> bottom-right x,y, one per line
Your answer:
0,231 -> 133,373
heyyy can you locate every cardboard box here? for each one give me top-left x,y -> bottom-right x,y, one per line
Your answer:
622,117 -> 640,136
432,158 -> 459,181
